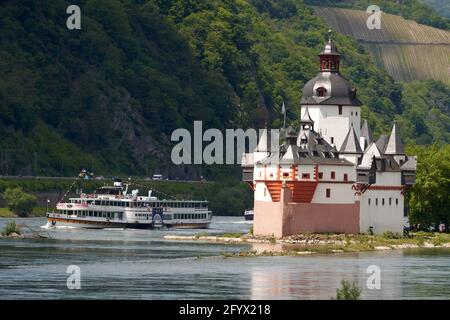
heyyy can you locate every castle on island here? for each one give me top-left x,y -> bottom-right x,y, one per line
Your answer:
241,38 -> 416,237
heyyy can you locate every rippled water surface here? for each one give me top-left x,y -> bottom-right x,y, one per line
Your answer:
0,217 -> 449,299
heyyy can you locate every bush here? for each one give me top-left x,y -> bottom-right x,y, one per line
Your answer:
382,231 -> 402,239
335,280 -> 361,300
3,187 -> 37,217
2,220 -> 21,236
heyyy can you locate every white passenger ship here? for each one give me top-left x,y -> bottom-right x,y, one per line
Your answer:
46,179 -> 212,229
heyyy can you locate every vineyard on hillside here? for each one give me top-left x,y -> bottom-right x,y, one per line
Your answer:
314,7 -> 450,84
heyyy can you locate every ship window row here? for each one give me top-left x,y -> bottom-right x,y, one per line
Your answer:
368,198 -> 399,206
59,210 -> 123,219
72,200 -> 207,208
173,213 -> 207,220
136,213 -> 150,218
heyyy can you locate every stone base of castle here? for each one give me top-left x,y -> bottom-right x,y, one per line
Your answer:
254,185 -> 360,238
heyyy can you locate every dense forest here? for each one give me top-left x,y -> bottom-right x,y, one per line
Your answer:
0,0 -> 449,179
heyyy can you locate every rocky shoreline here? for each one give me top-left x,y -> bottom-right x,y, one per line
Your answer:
0,232 -> 24,238
164,233 -> 450,256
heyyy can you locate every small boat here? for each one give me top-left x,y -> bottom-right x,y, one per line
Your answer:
46,178 -> 212,229
244,209 -> 254,221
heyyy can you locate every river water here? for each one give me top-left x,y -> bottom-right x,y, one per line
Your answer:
0,217 -> 449,299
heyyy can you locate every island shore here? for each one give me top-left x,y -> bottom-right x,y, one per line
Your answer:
164,232 -> 450,256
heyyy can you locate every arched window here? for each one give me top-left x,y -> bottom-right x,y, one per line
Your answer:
316,87 -> 327,97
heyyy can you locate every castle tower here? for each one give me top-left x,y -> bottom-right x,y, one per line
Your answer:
300,33 -> 362,150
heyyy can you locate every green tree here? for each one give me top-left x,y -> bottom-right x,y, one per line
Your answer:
1,220 -> 21,236
3,187 -> 37,217
408,145 -> 450,231
335,280 -> 361,300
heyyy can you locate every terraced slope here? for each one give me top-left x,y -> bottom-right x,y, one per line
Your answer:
314,7 -> 450,85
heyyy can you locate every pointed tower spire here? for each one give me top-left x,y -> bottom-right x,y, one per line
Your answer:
257,127 -> 269,152
360,119 -> 373,149
340,125 -> 363,154
385,122 -> 404,155
299,106 -> 314,132
300,106 -> 313,124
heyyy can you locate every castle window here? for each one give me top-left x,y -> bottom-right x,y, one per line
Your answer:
382,198 -> 385,206
338,105 -> 343,115
376,198 -> 378,206
396,198 -> 399,206
389,197 -> 392,206
343,173 -> 348,181
318,172 -> 323,179
356,112 -> 358,116
368,198 -> 371,206
330,137 -> 334,144
316,87 -> 327,97
302,173 -> 310,179
331,171 -> 336,179
326,188 -> 331,198
283,172 -> 289,178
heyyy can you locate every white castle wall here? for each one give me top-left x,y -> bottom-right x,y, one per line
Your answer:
360,190 -> 404,234
305,105 -> 361,150
296,164 -> 315,180
359,171 -> 404,234
254,181 -> 273,202
312,183 -> 355,204
375,171 -> 402,186
317,165 -> 356,181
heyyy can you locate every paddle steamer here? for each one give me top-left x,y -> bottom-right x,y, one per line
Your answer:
46,179 -> 212,229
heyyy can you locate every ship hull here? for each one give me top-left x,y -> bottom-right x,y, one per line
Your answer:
46,217 -> 210,230
165,223 -> 210,229
47,217 -> 153,229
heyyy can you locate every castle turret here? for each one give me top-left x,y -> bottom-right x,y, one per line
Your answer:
300,32 -> 362,150
339,125 -> 363,164
360,119 -> 373,151
385,122 -> 406,165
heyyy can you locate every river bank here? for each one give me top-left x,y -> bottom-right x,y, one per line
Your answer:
0,207 -> 47,218
164,232 -> 450,256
